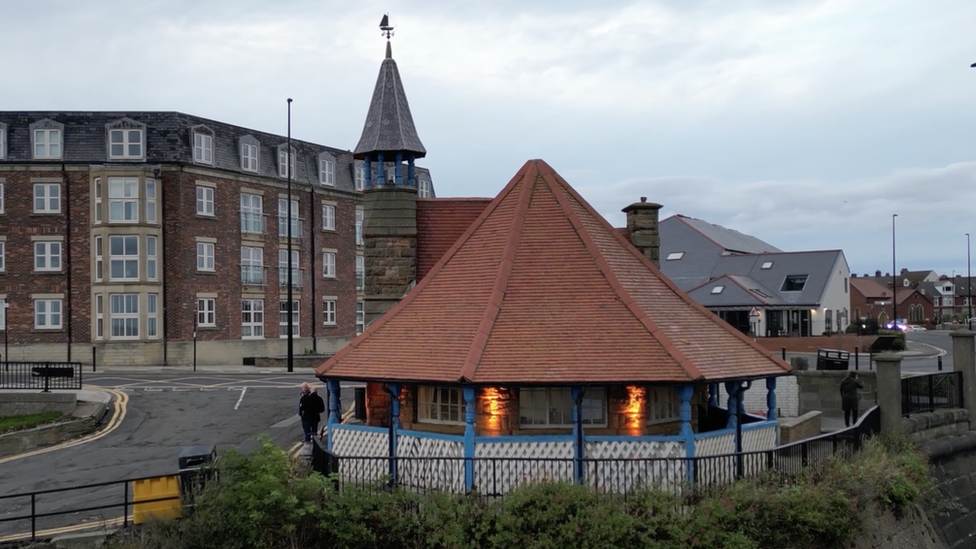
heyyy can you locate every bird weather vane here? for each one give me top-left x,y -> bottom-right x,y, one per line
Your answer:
380,14 -> 394,40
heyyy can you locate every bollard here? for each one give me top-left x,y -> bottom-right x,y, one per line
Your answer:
938,355 -> 943,371
92,346 -> 97,373
354,387 -> 367,420
854,346 -> 859,371
781,347 -> 786,361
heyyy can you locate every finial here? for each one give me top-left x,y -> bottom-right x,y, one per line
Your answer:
379,13 -> 395,40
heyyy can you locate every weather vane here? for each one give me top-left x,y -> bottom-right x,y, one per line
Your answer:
379,14 -> 394,40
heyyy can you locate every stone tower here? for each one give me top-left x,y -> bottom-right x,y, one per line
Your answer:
622,197 -> 663,268
354,24 -> 427,328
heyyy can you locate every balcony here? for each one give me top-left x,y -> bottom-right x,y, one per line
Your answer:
277,217 -> 305,239
240,265 -> 267,287
241,213 -> 268,235
278,267 -> 305,288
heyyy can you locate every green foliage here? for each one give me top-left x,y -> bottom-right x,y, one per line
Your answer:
105,435 -> 931,549
0,411 -> 62,433
878,329 -> 907,350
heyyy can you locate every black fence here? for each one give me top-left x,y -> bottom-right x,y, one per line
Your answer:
902,371 -> 963,416
0,362 -> 83,391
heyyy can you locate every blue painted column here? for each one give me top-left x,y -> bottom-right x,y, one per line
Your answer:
571,387 -> 585,484
724,381 -> 739,430
364,156 -> 372,187
407,157 -> 416,186
377,153 -> 385,184
463,386 -> 476,493
765,377 -> 777,421
394,153 -> 403,184
708,384 -> 718,408
326,379 -> 341,451
679,385 -> 695,485
387,383 -> 401,485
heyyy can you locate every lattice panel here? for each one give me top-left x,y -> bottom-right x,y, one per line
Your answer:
397,435 -> 465,493
584,440 -> 687,494
695,432 -> 735,457
474,441 -> 574,495
584,440 -> 684,460
743,423 -> 777,452
332,427 -> 390,486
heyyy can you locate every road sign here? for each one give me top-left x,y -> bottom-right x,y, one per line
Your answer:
749,307 -> 760,318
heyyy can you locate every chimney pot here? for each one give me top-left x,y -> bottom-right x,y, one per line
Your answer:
640,196 -> 647,203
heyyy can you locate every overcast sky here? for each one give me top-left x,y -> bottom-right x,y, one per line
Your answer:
6,0 -> 976,277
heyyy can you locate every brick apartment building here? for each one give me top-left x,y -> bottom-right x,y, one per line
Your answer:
0,105 -> 433,366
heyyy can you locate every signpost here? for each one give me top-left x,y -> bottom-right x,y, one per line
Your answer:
749,307 -> 760,339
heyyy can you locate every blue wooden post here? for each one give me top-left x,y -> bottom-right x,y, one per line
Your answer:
724,382 -> 739,430
326,379 -> 341,451
364,156 -> 372,187
394,153 -> 403,184
407,157 -> 416,186
679,385 -> 695,485
765,377 -> 777,421
463,386 -> 476,492
571,387 -> 584,484
708,383 -> 718,408
376,153 -> 385,184
388,383 -> 401,485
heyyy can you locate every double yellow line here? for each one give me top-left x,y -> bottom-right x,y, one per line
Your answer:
0,515 -> 133,543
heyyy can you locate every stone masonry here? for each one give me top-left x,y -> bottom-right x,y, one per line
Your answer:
362,184 -> 417,326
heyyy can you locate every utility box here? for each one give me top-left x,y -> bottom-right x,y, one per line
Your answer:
132,475 -> 182,524
816,349 -> 850,371
178,445 -> 217,508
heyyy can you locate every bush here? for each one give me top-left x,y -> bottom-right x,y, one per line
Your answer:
878,329 -> 906,350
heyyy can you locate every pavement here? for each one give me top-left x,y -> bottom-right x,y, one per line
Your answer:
90,364 -> 322,375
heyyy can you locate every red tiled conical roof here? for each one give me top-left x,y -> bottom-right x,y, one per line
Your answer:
317,160 -> 791,384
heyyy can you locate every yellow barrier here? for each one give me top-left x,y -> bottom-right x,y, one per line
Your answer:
132,476 -> 182,524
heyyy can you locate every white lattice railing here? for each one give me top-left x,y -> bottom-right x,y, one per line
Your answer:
694,432 -> 735,457
331,426 -> 390,485
397,433 -> 465,493
743,422 -> 778,451
474,439 -> 574,494
584,439 -> 687,493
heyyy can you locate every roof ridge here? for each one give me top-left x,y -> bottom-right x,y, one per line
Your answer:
542,166 -> 703,381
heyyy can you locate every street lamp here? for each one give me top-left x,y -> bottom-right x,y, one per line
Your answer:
968,233 -> 972,328
892,214 -> 898,327
286,98 -> 294,374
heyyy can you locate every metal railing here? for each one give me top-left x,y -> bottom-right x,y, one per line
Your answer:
0,362 -> 83,391
277,217 -> 305,239
278,267 -> 304,288
902,371 -> 963,416
240,212 -> 268,235
240,264 -> 267,287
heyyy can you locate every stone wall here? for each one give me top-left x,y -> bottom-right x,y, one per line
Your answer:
362,185 -> 417,326
720,377 -> 797,417
903,409 -> 971,444
920,433 -> 976,548
778,411 -> 821,444
796,370 -> 877,417
253,354 -> 334,369
0,392 -> 76,416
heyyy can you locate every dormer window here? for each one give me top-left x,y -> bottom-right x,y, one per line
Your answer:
239,136 -> 259,173
711,285 -> 724,294
666,252 -> 684,261
354,162 -> 365,191
277,145 -> 296,178
318,153 -> 335,186
418,178 -> 431,198
781,275 -> 808,292
106,118 -> 146,161
191,126 -> 214,165
0,122 -> 7,160
761,261 -> 773,269
30,119 -> 64,160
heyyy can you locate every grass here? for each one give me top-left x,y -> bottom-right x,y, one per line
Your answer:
0,411 -> 63,433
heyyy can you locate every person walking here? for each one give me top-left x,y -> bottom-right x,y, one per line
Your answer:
840,372 -> 863,427
298,383 -> 326,443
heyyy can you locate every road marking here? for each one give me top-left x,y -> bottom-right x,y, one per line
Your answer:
234,387 -> 247,410
288,441 -> 302,457
0,515 -> 133,543
0,389 -> 128,465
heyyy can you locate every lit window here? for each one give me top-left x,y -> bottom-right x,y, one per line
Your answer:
241,142 -> 258,172
241,246 -> 264,286
197,242 -> 215,272
34,241 -> 62,272
711,286 -> 724,294
109,235 -> 139,280
108,177 -> 138,222
418,386 -> 464,424
34,129 -> 61,159
279,250 -> 300,287
240,194 -> 264,234
646,387 -> 679,424
355,207 -> 364,246
322,204 -> 336,231
781,275 -> 808,292
519,387 -> 606,427
193,133 -> 213,164
322,299 -> 337,325
34,299 -> 63,329
319,158 -> 335,186
242,299 -> 264,339
356,255 -> 364,292
279,300 -> 299,338
33,183 -> 61,213
323,251 -> 336,278
109,129 -> 143,159
110,293 -> 139,338
666,252 -> 684,261
196,186 -> 215,216
355,301 -> 365,334
761,261 -> 773,269
197,298 -> 216,327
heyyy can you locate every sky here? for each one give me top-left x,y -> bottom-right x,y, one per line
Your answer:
5,0 -> 976,277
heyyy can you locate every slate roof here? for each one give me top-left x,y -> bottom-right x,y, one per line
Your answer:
671,215 -> 782,255
686,274 -> 785,307
416,198 -> 491,281
353,42 -> 426,159
316,160 -> 791,384
0,111 -> 434,195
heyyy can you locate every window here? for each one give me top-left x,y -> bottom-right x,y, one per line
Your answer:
241,246 -> 264,285
241,142 -> 258,172
146,236 -> 158,281
95,295 -> 103,339
93,178 -> 101,224
278,198 -> 300,237
356,255 -> 365,291
109,129 -> 143,159
418,178 -> 431,198
0,182 -> 5,213
34,241 -> 62,272
355,164 -> 365,191
108,177 -> 138,222
33,183 -> 61,213
241,194 -> 263,234
146,178 -> 157,223
34,129 -> 61,159
418,386 -> 464,424
279,300 -> 299,338
94,236 -> 103,281
781,275 -> 809,292
197,242 -> 215,272
148,293 -> 159,338
0,241 -> 5,272
355,207 -> 364,246
0,299 -> 5,330
280,250 -> 300,287
278,147 -> 295,178
109,235 -> 139,280
242,299 -> 264,338
647,387 -> 679,424
197,298 -> 216,327
319,158 -> 335,186
35,299 -> 62,329
323,251 -> 336,278
193,132 -> 213,164
355,301 -> 365,334
110,294 -> 139,338
710,285 -> 724,294
666,252 -> 684,261
322,299 -> 336,325
519,387 -> 606,427
322,204 -> 335,231
196,186 -> 215,216
761,261 -> 774,269
0,125 -> 5,160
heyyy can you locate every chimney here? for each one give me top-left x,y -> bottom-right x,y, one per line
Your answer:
622,197 -> 663,268
875,270 -> 882,277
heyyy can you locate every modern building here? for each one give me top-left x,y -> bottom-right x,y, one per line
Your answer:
0,108 -> 433,366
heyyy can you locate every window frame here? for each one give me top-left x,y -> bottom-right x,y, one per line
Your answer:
196,185 -> 215,216
241,246 -> 264,286
0,182 -> 5,214
197,298 -> 216,328
108,235 -> 139,281
646,386 -> 680,425
0,241 -> 5,272
278,147 -> 296,179
279,249 -> 300,287
355,207 -> 364,246
240,193 -> 264,234
109,293 -> 140,339
417,386 -> 465,425
0,124 -> 6,160
319,158 -> 335,186
33,183 -> 61,214
322,299 -> 337,325
418,178 -> 431,198
518,387 -> 607,428
196,242 -> 216,272
323,251 -> 336,278
278,300 -> 299,338
355,255 -> 365,292
147,293 -> 159,339
34,241 -> 62,272
322,203 -> 336,231
241,142 -> 258,172
242,299 -> 264,339
277,198 -> 300,238
107,177 -> 139,222
33,128 -> 62,159
35,299 -> 63,330
355,165 -> 365,191
108,128 -> 144,160
146,178 -> 157,224
781,274 -> 809,292
193,132 -> 214,164
146,235 -> 158,281
355,300 -> 365,334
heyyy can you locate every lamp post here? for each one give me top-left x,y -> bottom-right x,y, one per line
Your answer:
968,233 -> 972,328
892,214 -> 898,327
3,302 -> 8,370
286,98 -> 294,373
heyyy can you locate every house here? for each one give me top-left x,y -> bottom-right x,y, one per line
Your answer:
0,107 -> 434,366
849,277 -> 934,326
654,215 -> 851,337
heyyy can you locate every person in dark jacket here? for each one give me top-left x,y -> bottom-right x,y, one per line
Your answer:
840,372 -> 864,427
298,383 -> 326,443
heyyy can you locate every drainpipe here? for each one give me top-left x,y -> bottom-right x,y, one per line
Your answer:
309,187 -> 316,353
158,167 -> 168,365
572,387 -> 585,484
63,164 -> 72,361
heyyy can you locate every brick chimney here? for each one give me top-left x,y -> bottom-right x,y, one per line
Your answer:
622,197 -> 663,268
